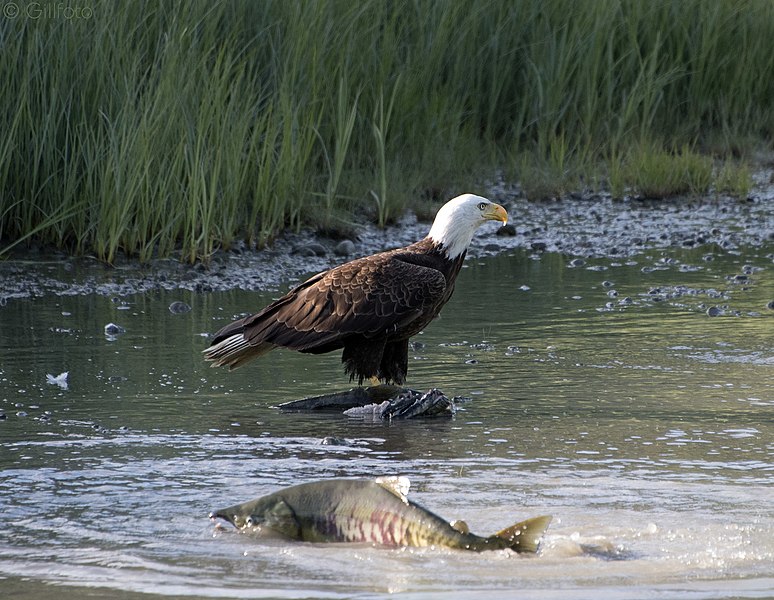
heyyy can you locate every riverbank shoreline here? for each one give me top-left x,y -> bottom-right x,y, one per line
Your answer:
1,181 -> 772,301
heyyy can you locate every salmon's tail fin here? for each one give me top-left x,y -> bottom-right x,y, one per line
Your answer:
492,515 -> 552,553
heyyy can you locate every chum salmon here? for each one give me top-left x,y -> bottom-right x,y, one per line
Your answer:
211,477 -> 551,553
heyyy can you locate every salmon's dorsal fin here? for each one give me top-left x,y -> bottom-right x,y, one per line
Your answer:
374,476 -> 410,503
449,519 -> 469,534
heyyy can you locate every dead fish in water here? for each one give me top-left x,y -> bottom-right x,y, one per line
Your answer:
210,477 -> 551,553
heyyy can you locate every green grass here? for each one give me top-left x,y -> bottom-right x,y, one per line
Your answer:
715,162 -> 753,199
607,143 -> 754,200
1,0 -> 773,262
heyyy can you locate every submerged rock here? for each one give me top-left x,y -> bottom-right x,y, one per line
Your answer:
168,301 -> 192,314
320,436 -> 349,445
104,322 -> 126,336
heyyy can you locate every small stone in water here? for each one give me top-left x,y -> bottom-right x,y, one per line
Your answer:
104,323 -> 126,335
303,243 -> 327,257
602,280 -> 615,287
320,437 -> 348,445
496,224 -> 517,237
334,240 -> 355,256
706,306 -> 722,317
569,258 -> 585,268
293,246 -> 316,257
168,301 -> 192,314
766,300 -> 774,310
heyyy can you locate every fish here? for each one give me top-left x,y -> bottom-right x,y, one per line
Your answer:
210,477 -> 551,553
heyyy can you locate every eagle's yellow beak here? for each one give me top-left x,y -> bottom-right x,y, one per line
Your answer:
484,202 -> 508,225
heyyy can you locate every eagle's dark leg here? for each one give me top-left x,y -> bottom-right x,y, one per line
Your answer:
341,338 -> 408,385
341,337 -> 386,385
378,339 -> 409,385
282,338 -> 451,416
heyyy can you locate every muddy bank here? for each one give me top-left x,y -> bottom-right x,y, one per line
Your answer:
1,182 -> 772,300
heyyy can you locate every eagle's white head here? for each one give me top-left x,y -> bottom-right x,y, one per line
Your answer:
427,194 -> 508,259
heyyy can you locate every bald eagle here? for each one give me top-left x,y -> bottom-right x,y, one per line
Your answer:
203,194 -> 508,385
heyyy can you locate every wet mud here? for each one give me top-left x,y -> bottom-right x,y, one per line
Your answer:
1,180 -> 772,300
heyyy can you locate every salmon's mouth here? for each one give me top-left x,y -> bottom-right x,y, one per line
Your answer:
209,510 -> 240,527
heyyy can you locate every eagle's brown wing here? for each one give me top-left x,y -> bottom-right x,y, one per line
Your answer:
211,251 -> 448,356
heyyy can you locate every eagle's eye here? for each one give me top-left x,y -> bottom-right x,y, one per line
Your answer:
477,202 -> 487,211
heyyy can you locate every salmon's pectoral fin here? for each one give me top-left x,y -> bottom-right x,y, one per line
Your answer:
449,520 -> 469,534
262,498 -> 302,539
492,515 -> 552,553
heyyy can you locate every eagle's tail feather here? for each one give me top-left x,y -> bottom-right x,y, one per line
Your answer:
203,334 -> 276,370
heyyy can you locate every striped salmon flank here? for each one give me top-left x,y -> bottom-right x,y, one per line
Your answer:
211,478 -> 551,553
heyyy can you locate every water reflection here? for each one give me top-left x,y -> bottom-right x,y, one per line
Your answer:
1,247 -> 772,598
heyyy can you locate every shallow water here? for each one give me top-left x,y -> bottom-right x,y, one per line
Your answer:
1,246 -> 773,599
